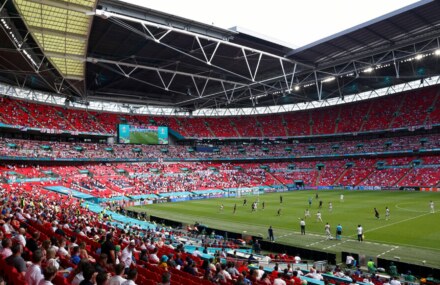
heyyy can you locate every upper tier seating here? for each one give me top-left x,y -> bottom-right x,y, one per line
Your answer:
2,85 -> 439,137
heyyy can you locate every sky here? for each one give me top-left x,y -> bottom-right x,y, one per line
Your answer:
121,0 -> 419,48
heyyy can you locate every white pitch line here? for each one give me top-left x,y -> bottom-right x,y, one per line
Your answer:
278,232 -> 295,239
324,240 -> 348,250
377,246 -> 399,257
395,203 -> 429,213
363,211 -> 431,234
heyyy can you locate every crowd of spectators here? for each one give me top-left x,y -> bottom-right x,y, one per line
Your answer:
0,176 -> 431,285
0,154 -> 439,200
1,133 -> 440,161
1,85 -> 439,138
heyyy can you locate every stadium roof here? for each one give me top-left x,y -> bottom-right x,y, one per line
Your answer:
0,0 -> 440,113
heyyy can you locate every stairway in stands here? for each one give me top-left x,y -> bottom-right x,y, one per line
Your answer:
423,87 -> 440,126
266,171 -> 285,187
281,114 -> 289,136
254,117 -> 265,137
333,167 -> 349,185
13,100 -> 43,128
394,167 -> 414,187
359,101 -> 374,132
356,168 -> 376,186
203,119 -> 216,137
315,170 -> 322,186
386,93 -> 408,129
333,106 -> 342,134
230,121 -> 242,137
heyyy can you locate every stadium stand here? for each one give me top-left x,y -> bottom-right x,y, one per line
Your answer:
1,1 -> 440,283
1,86 -> 439,138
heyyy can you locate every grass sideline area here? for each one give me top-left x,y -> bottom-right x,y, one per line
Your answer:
130,190 -> 440,267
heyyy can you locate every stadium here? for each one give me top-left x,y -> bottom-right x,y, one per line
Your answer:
0,0 -> 439,284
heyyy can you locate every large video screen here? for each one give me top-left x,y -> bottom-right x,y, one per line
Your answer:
118,124 -> 169,145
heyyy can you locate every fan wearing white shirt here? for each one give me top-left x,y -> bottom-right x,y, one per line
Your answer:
46,248 -> 60,270
120,240 -> 139,271
38,265 -> 58,285
15,228 -> 27,247
121,268 -> 138,285
25,250 -> 44,285
108,264 -> 127,285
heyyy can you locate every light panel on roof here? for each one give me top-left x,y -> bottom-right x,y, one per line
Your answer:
13,0 -> 97,80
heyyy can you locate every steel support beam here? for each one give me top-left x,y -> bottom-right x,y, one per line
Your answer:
95,9 -> 313,69
87,57 -> 247,87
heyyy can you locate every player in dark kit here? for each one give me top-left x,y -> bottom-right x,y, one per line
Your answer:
374,208 -> 380,219
280,195 -> 283,204
243,198 -> 247,206
233,204 -> 237,214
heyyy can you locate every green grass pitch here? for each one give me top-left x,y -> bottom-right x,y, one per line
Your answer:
130,190 -> 440,267
129,131 -> 158,144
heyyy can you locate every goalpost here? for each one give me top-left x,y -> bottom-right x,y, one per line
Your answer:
236,187 -> 260,200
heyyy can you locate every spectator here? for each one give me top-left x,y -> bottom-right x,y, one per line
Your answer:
390,276 -> 402,285
71,246 -> 81,265
58,238 -> 70,258
5,243 -> 26,275
71,259 -> 90,285
15,228 -> 26,247
0,238 -> 12,259
346,254 -> 355,268
192,247 -> 201,257
46,248 -> 60,270
38,265 -> 58,285
253,240 -> 261,254
26,231 -> 40,253
25,249 -> 44,285
120,240 -> 137,273
404,271 -> 416,283
274,272 -> 287,285
260,272 -> 271,285
108,263 -> 126,285
291,271 -> 302,285
101,233 -> 116,264
157,272 -> 171,285
158,255 -> 168,271
79,263 -> 96,285
149,247 -> 159,263
367,258 -> 376,274
96,272 -> 108,285
121,268 -> 138,285
94,253 -> 109,274
388,262 -> 398,277
139,249 -> 148,263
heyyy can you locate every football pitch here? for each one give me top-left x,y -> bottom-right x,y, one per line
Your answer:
129,131 -> 158,144
130,190 -> 440,267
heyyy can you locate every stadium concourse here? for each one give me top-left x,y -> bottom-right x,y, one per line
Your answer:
1,0 -> 440,284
